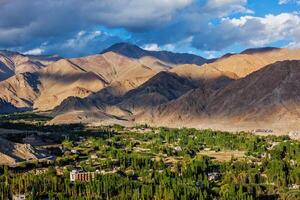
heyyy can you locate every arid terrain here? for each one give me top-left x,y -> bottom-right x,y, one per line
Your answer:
1,44 -> 300,135
2,1 -> 300,199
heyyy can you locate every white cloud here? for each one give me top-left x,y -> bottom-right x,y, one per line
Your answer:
279,0 -> 300,4
279,0 -> 290,4
5,0 -> 298,55
64,30 -> 102,49
81,0 -> 194,29
143,44 -> 161,51
226,13 -> 300,46
286,41 -> 300,48
204,50 -> 219,59
23,48 -> 45,55
192,12 -> 300,50
205,0 -> 253,16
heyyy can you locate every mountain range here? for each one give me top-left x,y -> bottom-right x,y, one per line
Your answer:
1,43 -> 300,134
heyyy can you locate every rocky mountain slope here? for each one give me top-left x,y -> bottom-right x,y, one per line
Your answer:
0,51 -> 163,112
0,50 -> 61,81
49,48 -> 300,134
141,60 -> 300,133
50,71 -> 197,124
1,44 -> 300,134
0,137 -> 46,165
201,47 -> 300,78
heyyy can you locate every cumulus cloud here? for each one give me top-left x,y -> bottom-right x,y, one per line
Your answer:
205,0 -> 253,16
143,44 -> 161,51
132,0 -> 252,48
23,48 -> 45,55
63,31 -> 102,49
83,0 -> 193,30
279,0 -> 300,4
0,0 -> 192,42
0,0 -> 196,55
192,12 -> 300,50
0,0 -> 298,56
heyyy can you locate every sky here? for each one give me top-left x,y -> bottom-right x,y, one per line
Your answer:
0,0 -> 300,58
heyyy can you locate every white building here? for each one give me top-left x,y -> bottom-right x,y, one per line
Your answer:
70,170 -> 96,182
13,194 -> 26,200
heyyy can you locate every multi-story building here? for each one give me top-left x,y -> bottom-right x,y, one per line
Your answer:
70,170 -> 96,182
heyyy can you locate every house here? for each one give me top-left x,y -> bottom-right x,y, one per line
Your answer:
71,149 -> 79,154
70,170 -> 96,182
91,154 -> 98,159
289,184 -> 300,190
13,194 -> 26,200
174,146 -> 182,152
208,172 -> 220,181
289,131 -> 300,139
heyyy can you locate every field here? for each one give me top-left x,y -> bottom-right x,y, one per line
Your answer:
198,150 -> 246,162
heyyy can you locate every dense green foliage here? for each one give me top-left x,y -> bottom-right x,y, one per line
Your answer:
0,122 -> 300,199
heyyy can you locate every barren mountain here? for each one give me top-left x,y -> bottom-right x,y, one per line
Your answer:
146,60 -> 300,133
118,71 -> 197,114
0,137 -> 46,165
0,99 -> 19,114
201,47 -> 300,79
0,51 -> 160,112
101,43 -> 208,65
33,59 -> 107,111
50,71 -> 196,124
49,47 -> 300,133
0,72 -> 40,109
50,59 -> 300,134
0,50 -> 61,81
2,44 -> 300,134
170,64 -> 237,90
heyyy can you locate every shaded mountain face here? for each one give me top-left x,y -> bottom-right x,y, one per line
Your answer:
0,99 -> 20,114
146,60 -> 300,132
0,50 -> 61,81
2,44 -> 300,134
208,60 -> 300,121
50,59 -> 300,134
0,51 -> 161,112
48,46 -> 300,131
51,71 -> 197,121
118,71 -> 197,112
240,47 -> 280,54
101,43 -> 208,65
0,137 -> 47,165
0,72 -> 41,109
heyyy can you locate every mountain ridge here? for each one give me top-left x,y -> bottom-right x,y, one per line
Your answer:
1,44 -> 300,134
101,42 -> 208,65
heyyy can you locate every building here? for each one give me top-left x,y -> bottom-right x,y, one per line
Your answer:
208,172 -> 220,181
289,184 -> 300,190
13,194 -> 26,200
71,149 -> 79,154
70,170 -> 96,182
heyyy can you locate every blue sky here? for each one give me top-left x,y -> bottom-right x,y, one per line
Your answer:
0,0 -> 299,58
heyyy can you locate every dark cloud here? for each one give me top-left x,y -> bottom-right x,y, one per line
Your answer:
0,0 -> 195,55
0,0 -> 299,57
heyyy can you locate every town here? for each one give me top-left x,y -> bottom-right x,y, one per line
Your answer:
0,113 -> 299,199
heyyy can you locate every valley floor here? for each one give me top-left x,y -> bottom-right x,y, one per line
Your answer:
0,113 -> 300,199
